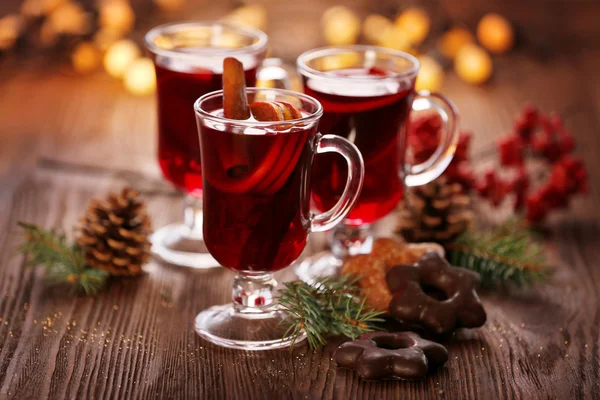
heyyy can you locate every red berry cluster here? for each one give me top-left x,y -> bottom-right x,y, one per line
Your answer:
408,114 -> 475,190
496,105 -> 576,166
407,104 -> 589,224
481,104 -> 588,223
525,155 -> 588,223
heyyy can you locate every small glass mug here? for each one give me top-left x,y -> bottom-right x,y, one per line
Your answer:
145,22 -> 268,269
193,88 -> 364,350
295,45 -> 459,283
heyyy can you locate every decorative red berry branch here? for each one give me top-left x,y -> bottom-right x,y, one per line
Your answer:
408,113 -> 476,190
408,104 -> 589,224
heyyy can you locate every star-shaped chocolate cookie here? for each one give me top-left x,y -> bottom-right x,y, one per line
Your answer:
334,331 -> 448,380
386,252 -> 487,336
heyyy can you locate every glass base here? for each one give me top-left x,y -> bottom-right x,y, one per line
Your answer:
194,304 -> 306,350
294,250 -> 343,285
151,223 -> 219,269
295,224 -> 374,284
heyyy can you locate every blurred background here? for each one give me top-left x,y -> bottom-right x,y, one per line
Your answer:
0,0 -> 598,207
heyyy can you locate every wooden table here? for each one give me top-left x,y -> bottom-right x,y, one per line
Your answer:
1,2 -> 600,398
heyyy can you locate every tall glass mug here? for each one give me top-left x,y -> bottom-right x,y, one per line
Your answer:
295,45 -> 459,282
145,22 -> 267,268
193,88 -> 364,350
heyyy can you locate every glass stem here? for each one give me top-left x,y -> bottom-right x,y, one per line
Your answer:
330,224 -> 374,260
232,273 -> 277,314
183,195 -> 204,239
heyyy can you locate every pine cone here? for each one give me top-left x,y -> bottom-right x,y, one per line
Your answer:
76,188 -> 152,276
398,177 -> 474,243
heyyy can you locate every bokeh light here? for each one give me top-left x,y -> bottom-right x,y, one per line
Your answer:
455,44 -> 493,84
223,4 -> 268,31
99,0 -> 135,36
437,27 -> 475,60
321,6 -> 361,45
21,0 -> 67,17
394,7 -> 430,46
72,41 -> 102,73
124,58 -> 156,96
0,15 -> 22,50
416,55 -> 444,92
47,1 -> 91,35
379,25 -> 413,52
477,13 -> 514,54
104,39 -> 140,79
362,14 -> 393,45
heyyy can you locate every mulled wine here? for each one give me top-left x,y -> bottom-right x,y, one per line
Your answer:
155,64 -> 258,195
145,21 -> 268,270
199,110 -> 317,272
194,87 -> 364,350
304,67 -> 414,225
294,46 -> 459,285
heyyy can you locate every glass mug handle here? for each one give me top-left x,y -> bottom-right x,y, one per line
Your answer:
405,91 -> 460,187
310,135 -> 365,233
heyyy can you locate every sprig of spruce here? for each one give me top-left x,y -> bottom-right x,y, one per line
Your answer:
278,275 -> 385,349
18,222 -> 108,295
446,218 -> 548,288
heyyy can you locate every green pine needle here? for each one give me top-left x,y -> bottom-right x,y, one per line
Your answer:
278,274 -> 385,350
446,218 -> 548,288
18,222 -> 109,295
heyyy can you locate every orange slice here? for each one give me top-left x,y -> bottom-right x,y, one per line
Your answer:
250,101 -> 285,121
278,101 -> 303,120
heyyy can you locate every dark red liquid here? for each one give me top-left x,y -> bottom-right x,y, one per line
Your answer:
199,113 -> 317,272
154,64 -> 258,196
304,68 -> 414,225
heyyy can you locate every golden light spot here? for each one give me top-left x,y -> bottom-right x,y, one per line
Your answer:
379,25 -> 413,52
72,42 -> 102,74
47,2 -> 91,35
394,7 -> 430,46
0,15 -> 22,50
415,55 -> 444,92
362,14 -> 393,45
455,44 -> 493,85
477,13 -> 514,55
223,4 -> 268,31
124,58 -> 156,96
99,0 -> 135,35
104,39 -> 140,78
437,27 -> 474,59
321,6 -> 361,46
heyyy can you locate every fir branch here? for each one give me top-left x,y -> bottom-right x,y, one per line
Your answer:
278,275 -> 385,349
18,222 -> 108,295
446,218 -> 548,288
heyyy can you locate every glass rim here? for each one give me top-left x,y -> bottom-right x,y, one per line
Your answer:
145,21 -> 268,59
194,88 -> 323,128
296,44 -> 421,82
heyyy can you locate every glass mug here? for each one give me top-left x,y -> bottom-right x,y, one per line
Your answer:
145,22 -> 268,268
295,45 -> 459,283
193,88 -> 364,350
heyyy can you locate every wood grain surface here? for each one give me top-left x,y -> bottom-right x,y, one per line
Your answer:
1,0 -> 600,399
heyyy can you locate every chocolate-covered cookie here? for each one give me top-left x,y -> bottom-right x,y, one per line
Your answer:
334,331 -> 448,381
341,238 -> 445,311
386,252 -> 487,336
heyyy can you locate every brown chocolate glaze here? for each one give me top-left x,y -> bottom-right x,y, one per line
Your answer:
334,331 -> 448,381
386,252 -> 487,336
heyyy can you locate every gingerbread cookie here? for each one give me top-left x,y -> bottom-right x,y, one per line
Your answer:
341,238 -> 444,311
387,252 -> 487,336
334,331 -> 448,381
